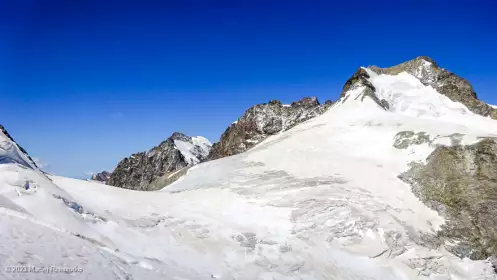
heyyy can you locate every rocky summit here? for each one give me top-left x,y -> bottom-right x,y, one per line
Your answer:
208,97 -> 333,160
107,132 -> 211,191
342,56 -> 497,119
90,171 -> 112,183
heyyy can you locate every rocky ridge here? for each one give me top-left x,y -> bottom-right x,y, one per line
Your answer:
107,132 -> 211,191
208,97 -> 332,160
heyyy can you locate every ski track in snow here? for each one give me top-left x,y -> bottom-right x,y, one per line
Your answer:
2,66 -> 497,279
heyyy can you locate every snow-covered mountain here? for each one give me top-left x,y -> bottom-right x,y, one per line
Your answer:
107,132 -> 212,190
1,57 -> 497,279
336,56 -> 497,261
208,97 -> 332,160
0,125 -> 39,169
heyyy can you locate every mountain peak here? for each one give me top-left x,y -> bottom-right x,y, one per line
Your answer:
402,55 -> 438,67
267,100 -> 282,106
340,57 -> 497,120
90,171 -> 112,183
169,132 -> 190,142
414,55 -> 437,65
291,96 -> 320,108
368,56 -> 439,79
108,131 -> 211,190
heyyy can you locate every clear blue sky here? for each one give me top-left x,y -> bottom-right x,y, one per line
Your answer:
1,1 -> 496,178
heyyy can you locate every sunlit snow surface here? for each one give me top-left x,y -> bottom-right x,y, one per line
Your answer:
2,68 -> 497,279
174,136 -> 212,165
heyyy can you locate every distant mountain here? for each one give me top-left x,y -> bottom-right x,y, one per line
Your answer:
107,132 -> 211,190
90,171 -> 112,184
208,97 -> 333,160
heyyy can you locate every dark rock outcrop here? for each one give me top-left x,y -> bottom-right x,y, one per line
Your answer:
207,97 -> 332,160
393,131 -> 431,149
107,132 -> 211,191
399,138 -> 497,260
90,171 -> 112,183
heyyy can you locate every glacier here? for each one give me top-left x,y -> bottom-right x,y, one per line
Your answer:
1,60 -> 497,279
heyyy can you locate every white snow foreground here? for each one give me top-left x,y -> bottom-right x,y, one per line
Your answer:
2,66 -> 497,279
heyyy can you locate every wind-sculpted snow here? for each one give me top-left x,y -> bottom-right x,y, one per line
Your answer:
51,175 -> 417,279
0,209 -> 205,280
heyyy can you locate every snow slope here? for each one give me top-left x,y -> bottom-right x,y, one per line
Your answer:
174,136 -> 212,165
0,127 -> 38,169
2,64 -> 497,279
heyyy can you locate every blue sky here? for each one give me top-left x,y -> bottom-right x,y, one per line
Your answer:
1,1 -> 496,178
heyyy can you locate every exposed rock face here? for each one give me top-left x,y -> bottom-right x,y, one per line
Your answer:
208,97 -> 333,160
107,132 -> 211,191
393,131 -> 431,149
399,138 -> 497,260
366,56 -> 497,119
90,171 -> 112,183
